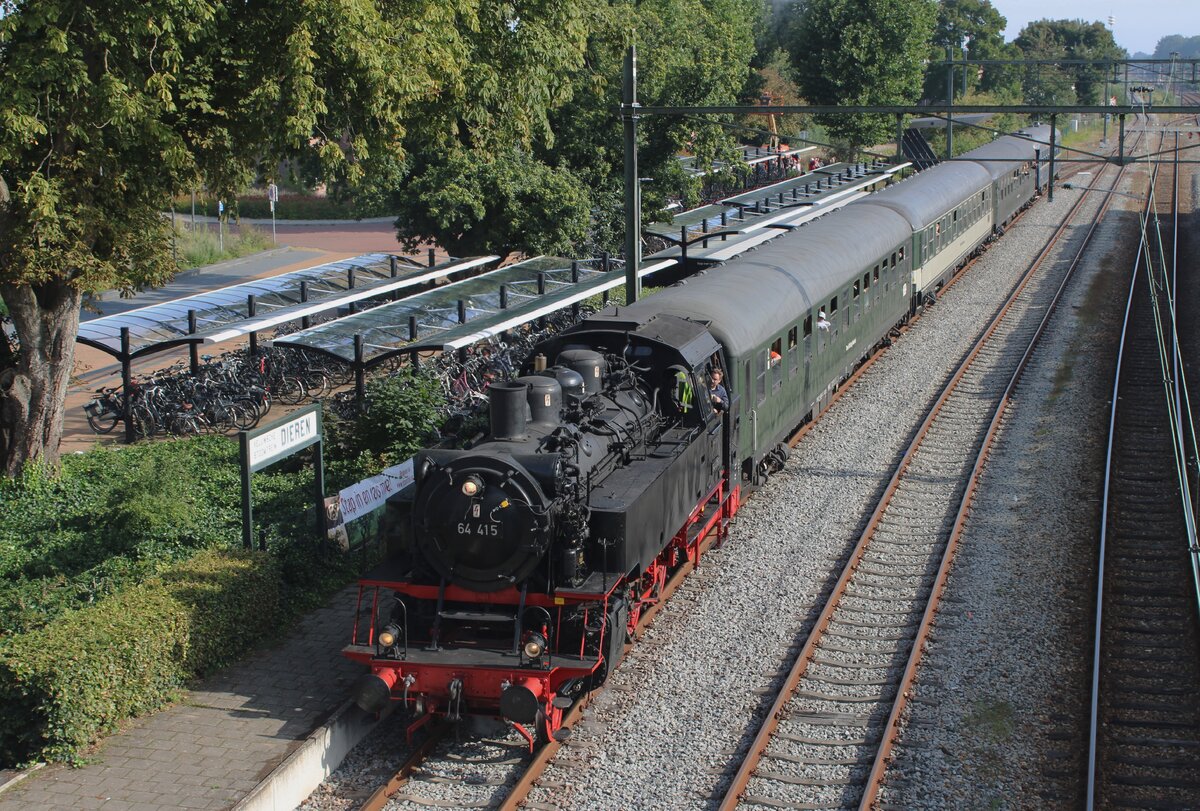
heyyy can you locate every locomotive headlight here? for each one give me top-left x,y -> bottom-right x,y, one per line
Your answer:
378,624 -> 402,648
522,632 -> 547,660
461,476 -> 483,497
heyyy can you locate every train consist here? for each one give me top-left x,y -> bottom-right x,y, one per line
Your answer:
344,126 -> 1057,746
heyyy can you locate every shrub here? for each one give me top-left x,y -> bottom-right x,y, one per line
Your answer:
0,584 -> 185,764
323,370 -> 445,469
0,549 -> 280,764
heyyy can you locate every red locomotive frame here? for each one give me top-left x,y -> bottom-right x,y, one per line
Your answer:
344,479 -> 739,748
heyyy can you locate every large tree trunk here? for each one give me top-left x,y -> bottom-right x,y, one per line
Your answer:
0,279 -> 83,476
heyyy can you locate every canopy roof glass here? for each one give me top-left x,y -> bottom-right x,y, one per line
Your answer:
76,253 -> 494,359
646,160 -> 910,262
274,256 -> 676,364
645,161 -> 895,241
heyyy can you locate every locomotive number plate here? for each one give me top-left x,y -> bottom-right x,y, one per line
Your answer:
456,522 -> 500,537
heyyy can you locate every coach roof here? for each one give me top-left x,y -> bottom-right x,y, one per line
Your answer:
850,161 -> 991,230
609,204 -> 911,357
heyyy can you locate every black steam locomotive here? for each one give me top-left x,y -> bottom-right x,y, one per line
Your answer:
343,127 -> 1056,745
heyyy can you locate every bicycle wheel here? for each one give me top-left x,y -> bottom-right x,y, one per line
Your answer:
303,371 -> 330,399
231,399 -> 261,430
275,376 -> 306,405
85,402 -> 120,434
130,405 -> 157,439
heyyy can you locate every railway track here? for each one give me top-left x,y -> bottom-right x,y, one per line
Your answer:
717,149 -> 1136,811
334,140 -> 1121,811
1086,134 -> 1200,808
352,525 -> 726,811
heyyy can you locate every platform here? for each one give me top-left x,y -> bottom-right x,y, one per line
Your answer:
0,586 -> 364,811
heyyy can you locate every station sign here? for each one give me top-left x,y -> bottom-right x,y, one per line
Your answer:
246,406 -> 322,472
238,403 -> 325,549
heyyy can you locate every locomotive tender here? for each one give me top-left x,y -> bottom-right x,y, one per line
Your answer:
344,126 -> 1056,745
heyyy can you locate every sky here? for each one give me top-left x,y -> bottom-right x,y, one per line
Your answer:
990,0 -> 1199,55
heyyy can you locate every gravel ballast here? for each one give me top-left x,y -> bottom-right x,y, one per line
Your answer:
522,185 -> 1110,811
302,175 -> 1130,810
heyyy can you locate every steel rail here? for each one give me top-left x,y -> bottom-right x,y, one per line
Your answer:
719,144 -> 1132,811
1084,149 -> 1160,811
859,140 -> 1137,811
498,522 -> 726,810
356,721 -> 451,811
501,157 -> 1089,808
349,147 -> 1115,811
1085,127 -> 1200,810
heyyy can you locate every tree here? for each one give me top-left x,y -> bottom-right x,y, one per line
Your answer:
921,0 -> 1013,101
0,0 -> 463,475
1013,19 -> 1126,105
1153,35 -> 1200,60
789,0 -> 937,154
396,149 -> 590,260
388,0 -> 763,258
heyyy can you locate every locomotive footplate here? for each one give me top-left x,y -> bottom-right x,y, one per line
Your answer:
554,571 -> 624,600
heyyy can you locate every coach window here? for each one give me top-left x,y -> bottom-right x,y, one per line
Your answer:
769,338 -> 784,390
756,352 -> 768,404
787,327 -> 799,377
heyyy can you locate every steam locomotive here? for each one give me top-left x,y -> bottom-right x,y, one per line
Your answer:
343,126 -> 1057,746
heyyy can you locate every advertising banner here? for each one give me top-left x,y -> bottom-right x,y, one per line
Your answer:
337,458 -> 415,525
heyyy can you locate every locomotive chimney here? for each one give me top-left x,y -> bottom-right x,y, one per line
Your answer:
489,382 -> 529,440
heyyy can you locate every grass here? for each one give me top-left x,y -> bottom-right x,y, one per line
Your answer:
965,699 -> 1016,742
173,191 -> 383,221
174,223 -> 273,270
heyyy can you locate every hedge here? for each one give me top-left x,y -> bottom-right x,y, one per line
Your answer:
0,549 -> 280,764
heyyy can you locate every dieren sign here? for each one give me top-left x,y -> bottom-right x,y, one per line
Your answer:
238,404 -> 325,549
247,409 -> 320,471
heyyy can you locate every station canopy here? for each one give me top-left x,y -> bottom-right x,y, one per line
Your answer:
676,143 -> 815,177
76,253 -> 495,360
274,255 -> 677,365
646,160 -> 910,263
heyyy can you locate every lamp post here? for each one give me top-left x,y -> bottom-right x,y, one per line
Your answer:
962,35 -> 971,100
946,43 -> 955,158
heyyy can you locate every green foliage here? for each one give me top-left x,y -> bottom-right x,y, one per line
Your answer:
386,0 -> 763,259
1153,35 -> 1200,60
0,439 -> 241,636
921,89 -> 1027,157
396,149 -> 591,258
921,0 -> 1014,101
789,0 -> 937,153
0,0 -> 448,472
175,192 -> 382,221
351,371 -> 446,467
0,427 -> 384,765
0,549 -> 280,764
1013,20 -> 1126,105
